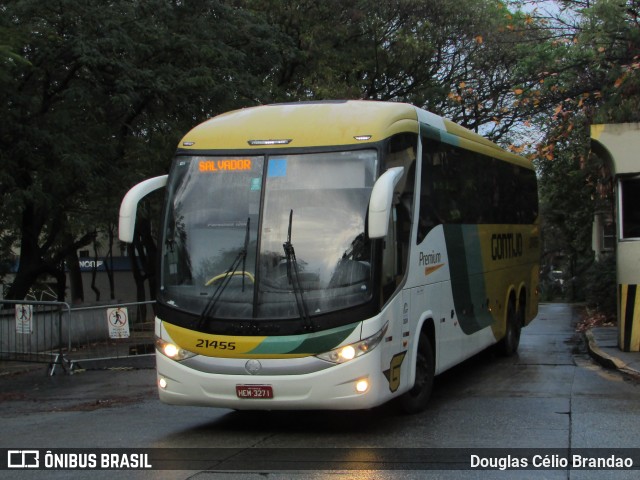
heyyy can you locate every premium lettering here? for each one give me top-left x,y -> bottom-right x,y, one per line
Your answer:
419,250 -> 442,266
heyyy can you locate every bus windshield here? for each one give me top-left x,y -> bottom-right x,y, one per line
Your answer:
160,150 -> 377,322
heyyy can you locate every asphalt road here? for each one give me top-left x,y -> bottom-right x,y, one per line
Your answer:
1,303 -> 640,480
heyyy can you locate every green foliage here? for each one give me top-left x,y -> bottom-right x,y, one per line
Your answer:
0,0 -> 284,299
534,115 -> 597,302
244,0 -> 557,140
2,0 -> 561,299
580,255 -> 617,319
531,1 -> 640,314
536,117 -> 595,259
1,0 -> 633,306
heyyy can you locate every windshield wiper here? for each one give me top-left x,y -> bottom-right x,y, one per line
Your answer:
199,218 -> 250,327
282,209 -> 313,331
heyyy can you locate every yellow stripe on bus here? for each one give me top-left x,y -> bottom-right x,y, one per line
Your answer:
163,322 -> 307,359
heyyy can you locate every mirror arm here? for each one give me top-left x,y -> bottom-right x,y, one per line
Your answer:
368,167 -> 404,239
118,175 -> 168,243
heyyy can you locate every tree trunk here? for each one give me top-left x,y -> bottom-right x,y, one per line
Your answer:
106,225 -> 116,300
90,239 -> 101,301
6,205 -> 45,300
66,250 -> 84,303
6,205 -> 96,301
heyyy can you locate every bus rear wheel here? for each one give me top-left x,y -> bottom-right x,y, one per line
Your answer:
399,332 -> 435,414
498,299 -> 521,356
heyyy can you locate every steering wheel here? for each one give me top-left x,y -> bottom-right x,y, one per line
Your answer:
204,271 -> 255,287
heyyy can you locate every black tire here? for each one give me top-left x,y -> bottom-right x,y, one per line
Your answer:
498,299 -> 521,356
399,332 -> 435,414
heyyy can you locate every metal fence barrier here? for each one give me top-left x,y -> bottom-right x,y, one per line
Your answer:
0,299 -> 155,375
0,300 -> 69,375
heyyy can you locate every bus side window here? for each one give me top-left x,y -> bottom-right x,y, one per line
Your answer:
395,161 -> 416,270
418,138 -> 448,244
417,136 -> 538,244
381,133 -> 417,302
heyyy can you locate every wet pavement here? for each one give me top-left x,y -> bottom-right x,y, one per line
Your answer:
2,303 -> 636,380
1,303 -> 640,480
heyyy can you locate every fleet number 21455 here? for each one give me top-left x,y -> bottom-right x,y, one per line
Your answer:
195,339 -> 236,350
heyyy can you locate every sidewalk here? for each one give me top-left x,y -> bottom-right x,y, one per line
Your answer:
0,354 -> 155,377
585,326 -> 640,377
0,360 -> 43,377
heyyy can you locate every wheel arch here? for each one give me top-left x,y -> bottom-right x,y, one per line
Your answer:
412,314 -> 436,379
504,286 -> 518,320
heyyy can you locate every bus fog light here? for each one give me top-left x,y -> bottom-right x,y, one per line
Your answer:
159,377 -> 168,389
356,379 -> 369,393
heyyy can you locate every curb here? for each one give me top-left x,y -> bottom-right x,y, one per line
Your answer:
0,362 -> 44,377
584,329 -> 640,378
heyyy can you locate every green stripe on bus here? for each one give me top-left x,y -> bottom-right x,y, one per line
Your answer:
421,123 -> 461,147
289,322 -> 360,354
444,225 -> 493,335
248,322 -> 360,355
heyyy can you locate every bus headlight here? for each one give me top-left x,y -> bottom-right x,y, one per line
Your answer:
316,322 -> 388,364
155,336 -> 196,361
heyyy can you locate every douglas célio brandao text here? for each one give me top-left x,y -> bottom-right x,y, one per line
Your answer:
470,454 -> 634,470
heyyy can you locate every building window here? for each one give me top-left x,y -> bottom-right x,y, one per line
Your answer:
619,177 -> 640,239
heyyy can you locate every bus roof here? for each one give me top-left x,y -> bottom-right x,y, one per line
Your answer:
179,100 -> 532,169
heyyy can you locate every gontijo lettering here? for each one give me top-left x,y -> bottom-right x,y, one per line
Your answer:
199,159 -> 252,172
491,233 -> 523,260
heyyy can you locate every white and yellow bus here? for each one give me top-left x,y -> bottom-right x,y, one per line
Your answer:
119,101 -> 539,413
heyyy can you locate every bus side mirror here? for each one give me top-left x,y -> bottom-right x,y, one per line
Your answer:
368,167 -> 404,239
118,175 -> 168,243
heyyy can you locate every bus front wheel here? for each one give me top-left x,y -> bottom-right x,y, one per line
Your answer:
399,332 -> 435,414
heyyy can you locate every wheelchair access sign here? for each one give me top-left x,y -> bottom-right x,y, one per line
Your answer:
106,307 -> 130,339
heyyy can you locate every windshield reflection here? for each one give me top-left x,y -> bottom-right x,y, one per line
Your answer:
160,150 -> 377,321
